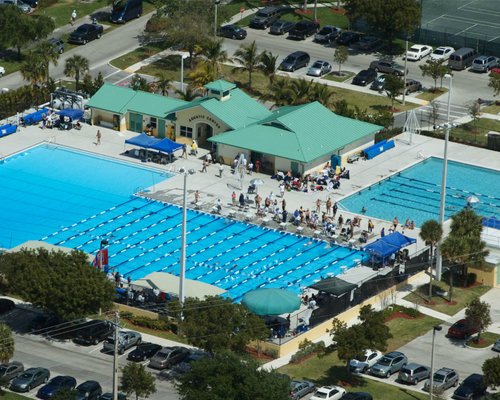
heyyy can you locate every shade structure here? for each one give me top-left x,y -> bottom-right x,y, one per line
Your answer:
242,288 -> 300,316
250,178 -> 264,186
466,195 -> 480,204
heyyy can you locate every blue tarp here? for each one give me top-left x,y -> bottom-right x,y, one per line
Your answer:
363,232 -> 416,259
483,216 -> 500,230
23,108 -> 49,125
149,138 -> 183,154
0,124 -> 17,138
57,109 -> 84,120
125,134 -> 183,154
363,139 -> 395,160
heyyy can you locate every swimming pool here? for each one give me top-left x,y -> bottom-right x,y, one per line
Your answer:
44,197 -> 368,301
339,157 -> 500,227
0,145 -> 169,248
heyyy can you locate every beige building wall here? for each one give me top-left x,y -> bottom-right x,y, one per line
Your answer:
175,106 -> 230,144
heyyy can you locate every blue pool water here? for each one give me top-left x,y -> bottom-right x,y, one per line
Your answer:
339,157 -> 500,227
0,145 -> 169,248
44,197 -> 368,301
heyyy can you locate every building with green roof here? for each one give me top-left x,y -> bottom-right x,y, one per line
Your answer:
87,80 -> 381,174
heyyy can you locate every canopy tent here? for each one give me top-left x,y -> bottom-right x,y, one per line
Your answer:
131,272 -> 226,299
309,276 -> 357,297
125,134 -> 183,162
242,288 -> 301,316
125,133 -> 161,148
57,109 -> 84,120
149,138 -> 183,154
363,232 -> 416,262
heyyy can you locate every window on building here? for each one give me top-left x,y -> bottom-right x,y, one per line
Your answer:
150,117 -> 157,128
180,126 -> 193,138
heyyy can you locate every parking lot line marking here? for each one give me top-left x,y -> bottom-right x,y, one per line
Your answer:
455,24 -> 478,36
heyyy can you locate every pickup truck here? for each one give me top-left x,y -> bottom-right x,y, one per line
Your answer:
103,331 -> 141,354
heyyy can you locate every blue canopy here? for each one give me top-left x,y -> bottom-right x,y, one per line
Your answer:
363,232 -> 416,260
483,216 -> 500,230
57,109 -> 84,120
125,133 -> 161,148
149,138 -> 183,154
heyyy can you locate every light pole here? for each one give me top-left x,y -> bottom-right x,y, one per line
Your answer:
402,38 -> 409,106
435,73 -> 453,280
214,0 -> 221,37
180,53 -> 188,94
429,325 -> 442,400
179,167 -> 196,313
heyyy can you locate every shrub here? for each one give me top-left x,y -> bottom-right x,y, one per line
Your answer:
38,0 -> 58,8
290,340 -> 325,364
145,15 -> 169,32
466,273 -> 477,287
120,313 -> 178,333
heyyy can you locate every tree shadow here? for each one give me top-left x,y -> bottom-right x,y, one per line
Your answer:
316,365 -> 368,388
0,49 -> 22,62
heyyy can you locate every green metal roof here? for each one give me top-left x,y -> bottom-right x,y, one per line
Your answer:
204,79 -> 236,92
86,83 -> 136,114
209,102 -> 382,163
125,91 -> 187,118
199,89 -> 272,129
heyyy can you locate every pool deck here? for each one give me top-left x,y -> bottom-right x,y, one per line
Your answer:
2,120 -> 500,259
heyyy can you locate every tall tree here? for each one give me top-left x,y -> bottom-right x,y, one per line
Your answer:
20,54 -> 46,88
0,248 -> 115,320
465,298 -> 492,342
384,74 -> 404,109
0,324 -> 14,364
310,82 -> 335,108
467,100 -> 481,144
201,39 -> 228,78
64,55 -> 89,91
173,296 -> 268,354
188,62 -> 217,89
482,357 -> 500,389
130,74 -> 149,91
33,40 -> 61,83
357,305 -> 392,352
289,78 -> 313,105
344,0 -> 420,47
333,46 -> 349,75
120,362 -> 156,400
232,41 -> 260,89
262,78 -> 291,108
153,72 -> 172,96
175,85 -> 202,101
420,60 -> 451,91
176,351 -> 290,400
489,72 -> 500,96
258,51 -> 278,84
420,219 -> 443,301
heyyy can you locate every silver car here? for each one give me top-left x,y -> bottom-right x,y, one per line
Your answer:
470,55 -> 498,73
492,338 -> 500,352
424,367 -> 459,392
349,349 -> 382,373
370,351 -> 408,378
307,60 -> 332,77
398,363 -> 431,385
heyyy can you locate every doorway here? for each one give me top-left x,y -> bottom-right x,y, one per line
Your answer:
196,123 -> 214,147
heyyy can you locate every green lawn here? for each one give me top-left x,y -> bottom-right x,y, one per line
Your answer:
0,392 -> 31,400
466,331 -> 500,348
278,313 -> 442,399
34,0 -> 111,28
136,54 -> 184,80
403,280 -> 491,316
416,88 -> 448,102
121,319 -> 188,344
449,118 -> 500,147
482,103 -> 500,115
323,71 -> 355,82
110,44 -> 167,70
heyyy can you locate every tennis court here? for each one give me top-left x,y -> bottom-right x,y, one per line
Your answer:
418,0 -> 500,55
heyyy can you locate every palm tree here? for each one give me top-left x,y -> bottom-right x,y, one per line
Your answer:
261,78 -> 291,108
189,62 -> 217,89
0,324 -> 14,363
64,55 -> 89,91
232,41 -> 260,89
154,72 -> 173,96
33,41 -> 61,84
20,54 -> 46,88
310,83 -> 335,108
258,51 -> 278,84
420,219 -> 443,301
289,78 -> 313,105
175,85 -> 202,101
201,39 -> 228,78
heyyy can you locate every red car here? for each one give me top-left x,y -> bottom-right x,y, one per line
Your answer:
447,319 -> 479,339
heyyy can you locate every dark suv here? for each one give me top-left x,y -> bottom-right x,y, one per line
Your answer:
452,373 -> 486,400
314,25 -> 341,44
279,51 -> 310,72
75,381 -> 102,400
249,6 -> 282,29
218,24 -> 247,40
73,320 -> 114,346
68,24 -> 104,44
288,20 -> 319,40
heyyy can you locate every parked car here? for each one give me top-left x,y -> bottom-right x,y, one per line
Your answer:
370,74 -> 387,91
349,349 -> 383,373
0,298 -> 15,314
290,380 -> 315,400
352,69 -> 377,86
447,319 -> 479,339
103,330 -> 142,354
127,342 -> 162,362
288,20 -> 319,40
10,367 -> 50,392
37,375 -> 77,399
470,55 -> 498,73
314,25 -> 341,44
279,51 -> 310,72
452,373 -> 487,400
336,31 -> 360,46
0,361 -> 24,383
369,59 -> 406,76
424,367 -> 459,392
0,66 -> 5,77
310,385 -> 346,400
370,351 -> 408,378
74,320 -> 114,346
68,24 -> 104,45
17,1 -> 31,13
355,36 -> 382,52
404,79 -> 423,94
269,20 -> 295,35
75,381 -> 102,400
398,363 -> 431,385
307,60 -> 332,77
217,24 -> 247,40
47,38 -> 64,54
448,47 -> 477,70
493,338 -> 500,351
405,44 -> 433,61
158,350 -> 210,381
249,6 -> 283,29
343,393 -> 373,400
429,46 -> 454,61
22,0 -> 37,7
148,346 -> 190,370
